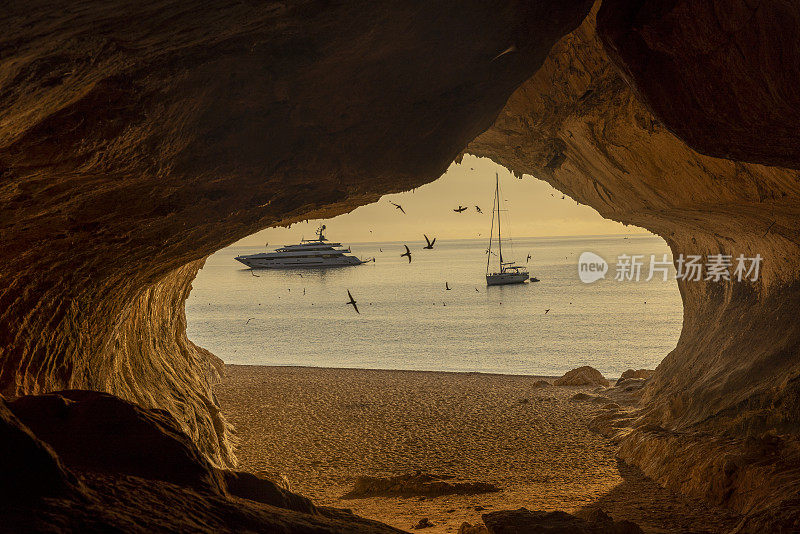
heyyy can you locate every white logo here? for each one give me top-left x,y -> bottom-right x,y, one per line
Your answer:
578,252 -> 608,284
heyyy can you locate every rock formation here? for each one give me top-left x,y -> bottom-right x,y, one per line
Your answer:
2,0 -> 800,530
615,370 -> 654,385
554,366 -> 610,387
469,2 -> 800,524
0,391 -> 404,533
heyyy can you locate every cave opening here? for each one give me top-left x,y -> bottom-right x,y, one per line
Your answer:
187,155 -> 683,377
183,155 -> 687,530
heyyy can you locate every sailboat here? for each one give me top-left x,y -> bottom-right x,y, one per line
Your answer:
486,173 -> 530,286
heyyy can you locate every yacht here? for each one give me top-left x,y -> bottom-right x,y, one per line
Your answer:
235,225 -> 373,269
486,173 -> 531,286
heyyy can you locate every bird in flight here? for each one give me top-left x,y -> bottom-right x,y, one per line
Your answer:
445,282 -> 451,290
390,201 -> 405,214
401,245 -> 412,263
526,253 -> 532,263
423,234 -> 436,249
346,290 -> 359,314
544,309 -> 550,314
475,206 -> 482,213
453,206 -> 467,213
245,317 -> 256,324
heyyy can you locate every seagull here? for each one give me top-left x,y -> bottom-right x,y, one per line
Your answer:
544,309 -> 550,314
251,271 -> 260,277
475,206 -> 482,213
401,245 -> 412,263
475,287 -> 479,292
445,282 -> 451,290
526,254 -> 532,263
453,206 -> 467,213
390,201 -> 405,214
245,317 -> 256,324
346,290 -> 359,314
423,234 -> 436,249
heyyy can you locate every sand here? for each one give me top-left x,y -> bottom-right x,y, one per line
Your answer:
216,365 -> 740,533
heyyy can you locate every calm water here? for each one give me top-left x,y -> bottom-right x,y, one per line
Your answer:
186,235 -> 683,377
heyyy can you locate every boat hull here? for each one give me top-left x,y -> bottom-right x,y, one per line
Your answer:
235,256 -> 367,269
486,272 -> 529,286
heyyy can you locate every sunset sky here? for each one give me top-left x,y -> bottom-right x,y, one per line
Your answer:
235,155 -> 648,246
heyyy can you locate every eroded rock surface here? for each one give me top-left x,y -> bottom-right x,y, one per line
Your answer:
469,2 -> 800,525
2,0 -> 800,530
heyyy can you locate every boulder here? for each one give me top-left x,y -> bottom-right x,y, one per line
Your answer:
219,469 -> 317,514
616,370 -> 655,386
412,518 -> 434,529
481,508 -> 643,534
554,366 -> 610,387
0,396 -> 79,500
8,390 -> 225,493
531,380 -> 551,388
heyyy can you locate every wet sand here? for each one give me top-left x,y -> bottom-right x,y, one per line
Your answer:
216,365 -> 739,533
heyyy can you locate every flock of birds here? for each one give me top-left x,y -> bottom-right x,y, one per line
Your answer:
343,200 -> 530,315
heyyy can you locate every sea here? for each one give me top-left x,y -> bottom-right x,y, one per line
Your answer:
186,234 -> 683,378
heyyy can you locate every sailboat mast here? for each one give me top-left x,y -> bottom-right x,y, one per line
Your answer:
496,173 -> 503,269
486,195 -> 494,275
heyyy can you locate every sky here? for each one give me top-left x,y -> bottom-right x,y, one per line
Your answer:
234,155 -> 648,246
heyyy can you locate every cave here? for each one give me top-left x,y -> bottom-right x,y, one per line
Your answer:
2,0 -> 799,532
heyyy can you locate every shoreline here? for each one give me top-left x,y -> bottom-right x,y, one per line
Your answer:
221,363 -> 622,383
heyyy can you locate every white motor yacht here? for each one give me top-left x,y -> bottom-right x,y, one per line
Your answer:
235,225 -> 372,269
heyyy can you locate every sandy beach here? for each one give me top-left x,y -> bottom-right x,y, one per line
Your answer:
216,365 -> 740,533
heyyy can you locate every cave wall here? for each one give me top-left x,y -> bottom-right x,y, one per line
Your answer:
468,1 -> 800,518
0,0 -> 593,465
2,0 -> 800,522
